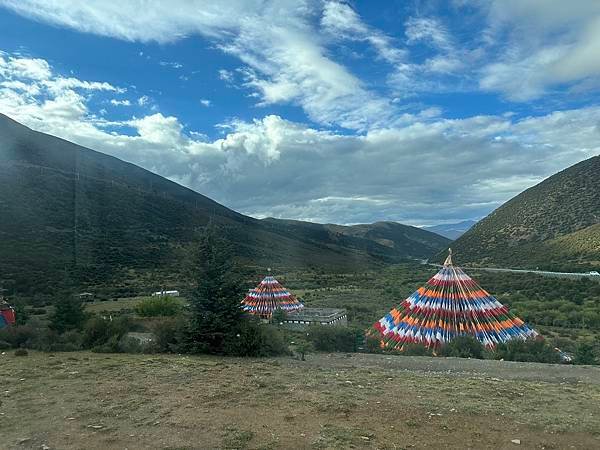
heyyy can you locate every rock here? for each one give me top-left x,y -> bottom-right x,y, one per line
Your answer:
41,445 -> 50,450
360,436 -> 370,441
511,439 -> 521,445
17,438 -> 31,445
87,425 -> 103,429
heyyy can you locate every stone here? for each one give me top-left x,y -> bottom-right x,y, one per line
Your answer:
511,439 -> 521,445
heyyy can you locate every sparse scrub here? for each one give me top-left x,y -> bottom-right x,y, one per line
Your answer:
493,339 -> 561,364
134,295 -> 182,317
438,335 -> 485,359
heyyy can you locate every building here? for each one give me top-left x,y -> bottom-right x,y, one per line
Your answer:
282,308 -> 347,328
78,292 -> 94,301
152,290 -> 180,297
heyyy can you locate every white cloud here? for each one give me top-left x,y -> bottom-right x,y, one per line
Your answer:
200,99 -> 211,107
321,1 -> 405,64
476,0 -> 600,100
159,61 -> 183,69
2,51 -> 598,225
137,95 -> 150,106
218,69 -> 234,83
405,17 -> 453,52
0,54 -> 51,80
0,0 -> 395,130
110,98 -> 131,106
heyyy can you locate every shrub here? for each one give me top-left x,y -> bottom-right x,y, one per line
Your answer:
224,320 -> 289,357
402,343 -> 435,356
493,339 -> 561,364
364,335 -> 384,353
150,317 -> 187,353
83,315 -> 133,349
271,308 -> 287,325
307,326 -> 363,353
14,348 -> 28,356
0,340 -> 10,350
439,335 -> 485,359
293,339 -> 313,361
135,296 -> 182,317
573,342 -> 597,365
0,324 -> 37,348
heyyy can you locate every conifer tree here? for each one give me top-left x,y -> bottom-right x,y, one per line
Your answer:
186,223 -> 245,353
50,296 -> 86,333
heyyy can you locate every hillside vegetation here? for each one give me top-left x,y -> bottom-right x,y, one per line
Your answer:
449,155 -> 600,270
0,114 -> 448,300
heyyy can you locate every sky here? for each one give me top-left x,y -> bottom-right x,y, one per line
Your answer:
1,0 -> 599,226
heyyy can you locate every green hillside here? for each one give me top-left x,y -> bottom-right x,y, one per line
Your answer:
0,114 -> 449,300
448,155 -> 600,270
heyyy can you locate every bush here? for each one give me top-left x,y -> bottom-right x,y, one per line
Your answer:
271,308 -> 287,325
574,342 -> 597,365
307,326 -> 363,353
402,343 -> 435,356
0,340 -> 11,350
439,336 -> 485,359
14,348 -> 28,356
293,339 -> 313,361
150,317 -> 187,353
83,315 -> 133,349
135,296 -> 182,317
494,339 -> 561,364
0,324 -> 38,348
224,320 -> 289,357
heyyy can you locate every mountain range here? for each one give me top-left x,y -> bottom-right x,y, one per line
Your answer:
0,113 -> 449,299
423,220 -> 476,240
449,155 -> 600,270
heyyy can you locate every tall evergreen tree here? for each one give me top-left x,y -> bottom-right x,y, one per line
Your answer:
186,223 -> 245,353
50,296 -> 87,333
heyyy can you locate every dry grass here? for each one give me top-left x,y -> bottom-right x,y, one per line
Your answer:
1,351 -> 599,449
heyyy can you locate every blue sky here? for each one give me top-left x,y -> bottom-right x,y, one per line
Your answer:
1,1 -> 599,226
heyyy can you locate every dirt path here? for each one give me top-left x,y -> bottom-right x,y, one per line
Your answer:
293,352 -> 600,384
1,351 -> 599,450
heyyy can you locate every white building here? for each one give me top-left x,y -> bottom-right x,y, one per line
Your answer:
152,290 -> 180,297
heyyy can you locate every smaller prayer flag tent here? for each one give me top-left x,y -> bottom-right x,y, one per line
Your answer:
241,272 -> 304,318
0,300 -> 16,329
368,249 -> 537,350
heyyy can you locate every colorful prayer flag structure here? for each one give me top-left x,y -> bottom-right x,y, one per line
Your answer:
0,300 -> 16,329
241,271 -> 304,318
368,249 -> 538,350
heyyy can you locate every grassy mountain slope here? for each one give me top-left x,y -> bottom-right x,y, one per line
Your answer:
424,220 -> 476,240
262,219 -> 450,262
0,114 -> 449,299
448,156 -> 600,270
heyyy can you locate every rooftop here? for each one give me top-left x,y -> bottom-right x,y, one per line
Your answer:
286,308 -> 346,321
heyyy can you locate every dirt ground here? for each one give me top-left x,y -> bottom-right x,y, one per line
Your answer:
1,351 -> 599,450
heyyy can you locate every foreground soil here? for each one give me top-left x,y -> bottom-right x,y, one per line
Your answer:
1,352 -> 599,450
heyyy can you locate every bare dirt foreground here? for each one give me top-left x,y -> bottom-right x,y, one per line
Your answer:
1,352 -> 599,450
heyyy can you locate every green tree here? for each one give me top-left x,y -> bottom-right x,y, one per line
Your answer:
135,296 -> 181,317
186,224 -> 245,354
294,339 -> 313,361
271,308 -> 287,325
574,342 -> 597,365
50,296 -> 86,333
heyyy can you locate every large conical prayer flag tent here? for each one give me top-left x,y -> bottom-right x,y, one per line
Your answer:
241,272 -> 304,318
0,300 -> 16,329
368,250 -> 537,349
